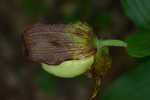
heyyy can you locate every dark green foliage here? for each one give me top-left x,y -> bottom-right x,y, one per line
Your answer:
102,0 -> 150,99
121,0 -> 150,29
121,0 -> 150,57
102,59 -> 150,100
126,30 -> 150,57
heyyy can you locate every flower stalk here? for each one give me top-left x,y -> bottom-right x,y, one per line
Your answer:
89,38 -> 127,100
89,79 -> 101,100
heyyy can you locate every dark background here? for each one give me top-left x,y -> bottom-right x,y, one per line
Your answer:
0,0 -> 136,100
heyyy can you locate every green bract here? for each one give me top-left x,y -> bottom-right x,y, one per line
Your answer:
41,56 -> 94,78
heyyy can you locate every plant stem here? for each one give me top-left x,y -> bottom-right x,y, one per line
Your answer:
89,79 -> 101,100
99,40 -> 127,47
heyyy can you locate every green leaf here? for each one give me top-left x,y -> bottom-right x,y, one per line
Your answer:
126,30 -> 150,57
35,71 -> 57,93
121,0 -> 150,29
102,59 -> 150,100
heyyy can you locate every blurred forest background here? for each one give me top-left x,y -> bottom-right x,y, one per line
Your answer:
0,0 -> 136,100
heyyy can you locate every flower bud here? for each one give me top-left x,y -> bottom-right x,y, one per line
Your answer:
23,22 -> 96,78
23,21 -> 127,78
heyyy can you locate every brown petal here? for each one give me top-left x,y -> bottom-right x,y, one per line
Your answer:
23,22 -> 96,65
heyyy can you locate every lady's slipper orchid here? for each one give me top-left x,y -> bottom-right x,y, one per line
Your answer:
23,21 -> 126,78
